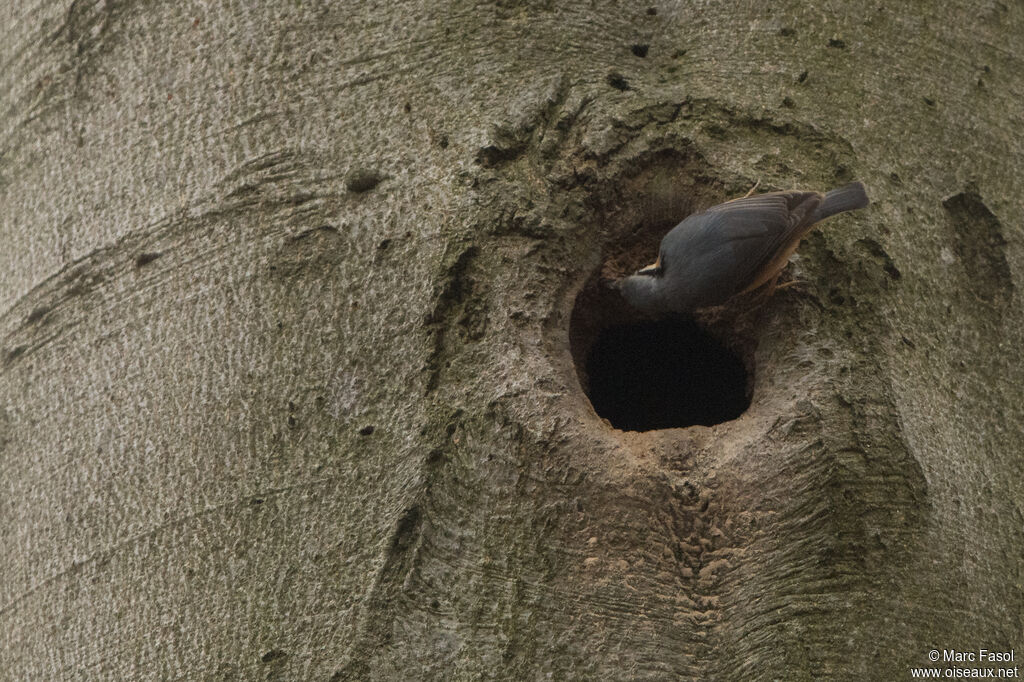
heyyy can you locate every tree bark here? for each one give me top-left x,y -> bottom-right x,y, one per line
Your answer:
1,1 -> 1021,679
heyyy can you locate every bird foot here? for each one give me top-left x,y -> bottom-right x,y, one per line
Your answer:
752,274 -> 805,304
772,278 -> 804,292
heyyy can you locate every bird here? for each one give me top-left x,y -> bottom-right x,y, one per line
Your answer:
614,181 -> 869,315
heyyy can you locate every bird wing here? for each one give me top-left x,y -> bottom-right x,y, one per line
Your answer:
661,191 -> 822,298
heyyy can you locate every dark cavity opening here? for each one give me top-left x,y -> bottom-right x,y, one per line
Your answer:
570,264 -> 757,432
585,318 -> 749,431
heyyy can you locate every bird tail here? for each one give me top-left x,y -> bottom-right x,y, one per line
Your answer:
812,182 -> 869,223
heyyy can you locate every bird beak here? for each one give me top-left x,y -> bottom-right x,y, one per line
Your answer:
635,256 -> 662,277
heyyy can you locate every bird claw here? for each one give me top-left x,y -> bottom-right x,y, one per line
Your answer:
751,274 -> 805,303
772,278 -> 805,292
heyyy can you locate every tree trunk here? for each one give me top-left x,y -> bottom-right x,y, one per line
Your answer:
2,1 -> 1021,679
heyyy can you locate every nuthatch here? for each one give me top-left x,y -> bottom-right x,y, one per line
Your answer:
615,182 -> 869,314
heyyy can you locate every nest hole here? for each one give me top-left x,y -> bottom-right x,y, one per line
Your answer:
583,317 -> 749,431
570,259 -> 757,433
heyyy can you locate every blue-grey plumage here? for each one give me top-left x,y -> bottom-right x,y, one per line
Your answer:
616,182 -> 869,314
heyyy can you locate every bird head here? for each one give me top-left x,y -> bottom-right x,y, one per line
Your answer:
614,257 -> 666,314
